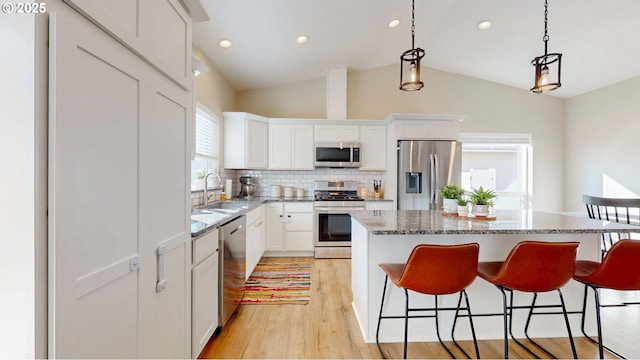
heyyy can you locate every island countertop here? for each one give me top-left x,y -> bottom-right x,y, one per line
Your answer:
351,209 -> 640,235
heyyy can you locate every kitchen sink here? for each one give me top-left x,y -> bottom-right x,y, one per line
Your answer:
191,213 -> 229,226
200,201 -> 250,212
201,208 -> 242,215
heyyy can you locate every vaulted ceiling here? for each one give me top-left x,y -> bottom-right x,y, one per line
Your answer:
193,0 -> 640,98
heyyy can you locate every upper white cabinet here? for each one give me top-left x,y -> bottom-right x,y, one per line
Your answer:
269,123 -> 314,170
359,125 -> 387,171
387,114 -> 463,141
314,124 -> 359,142
64,0 -> 192,89
223,112 -> 269,169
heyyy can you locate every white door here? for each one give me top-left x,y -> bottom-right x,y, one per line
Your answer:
137,75 -> 191,358
50,11 -> 191,358
49,12 -> 142,358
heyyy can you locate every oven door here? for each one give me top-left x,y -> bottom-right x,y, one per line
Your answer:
314,204 -> 365,247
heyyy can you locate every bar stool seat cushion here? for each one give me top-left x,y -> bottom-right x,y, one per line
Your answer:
574,239 -> 640,290
379,243 -> 479,295
477,241 -> 578,292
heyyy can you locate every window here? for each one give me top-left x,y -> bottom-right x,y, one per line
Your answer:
460,133 -> 533,210
191,105 -> 219,191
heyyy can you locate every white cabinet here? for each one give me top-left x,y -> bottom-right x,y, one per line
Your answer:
246,205 -> 266,279
191,230 -> 219,358
64,0 -> 192,89
366,201 -> 394,211
223,112 -> 269,169
392,119 -> 461,140
49,11 -> 191,358
359,125 -> 387,170
314,125 -> 359,142
265,202 -> 314,255
269,123 -> 314,170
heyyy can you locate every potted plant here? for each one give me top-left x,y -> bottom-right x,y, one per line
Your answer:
468,186 -> 496,217
439,184 -> 465,214
457,198 -> 470,217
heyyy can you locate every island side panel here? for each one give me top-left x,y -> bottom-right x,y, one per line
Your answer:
350,219 -> 370,341
356,231 -> 601,343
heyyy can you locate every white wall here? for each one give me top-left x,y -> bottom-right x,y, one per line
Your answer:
0,13 -> 36,358
193,46 -> 237,114
564,75 -> 640,211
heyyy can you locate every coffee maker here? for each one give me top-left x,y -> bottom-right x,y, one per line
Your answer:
238,176 -> 255,198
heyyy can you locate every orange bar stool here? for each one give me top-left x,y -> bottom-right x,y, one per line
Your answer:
573,239 -> 640,359
376,243 -> 480,359
477,241 -> 579,359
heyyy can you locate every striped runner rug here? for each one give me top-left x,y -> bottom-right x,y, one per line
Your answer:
241,262 -> 311,304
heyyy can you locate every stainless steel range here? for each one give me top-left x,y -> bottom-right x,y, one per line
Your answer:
314,180 -> 365,258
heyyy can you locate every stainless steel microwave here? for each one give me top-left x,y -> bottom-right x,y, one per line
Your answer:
314,142 -> 361,168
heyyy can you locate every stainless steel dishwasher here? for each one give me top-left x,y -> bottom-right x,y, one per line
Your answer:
219,215 -> 246,327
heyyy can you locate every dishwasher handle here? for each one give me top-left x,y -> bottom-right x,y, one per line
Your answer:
230,225 -> 243,235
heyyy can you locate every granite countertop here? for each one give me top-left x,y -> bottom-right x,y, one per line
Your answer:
351,209 -> 640,235
190,197 -> 315,238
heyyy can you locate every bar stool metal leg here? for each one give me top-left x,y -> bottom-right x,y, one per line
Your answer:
376,275 -> 389,358
451,290 -> 481,359
579,284 -> 625,359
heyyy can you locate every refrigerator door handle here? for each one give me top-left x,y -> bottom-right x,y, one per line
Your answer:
433,153 -> 439,201
429,154 -> 436,204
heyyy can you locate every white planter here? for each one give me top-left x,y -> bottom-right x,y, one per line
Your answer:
442,198 -> 458,214
472,205 -> 490,217
457,205 -> 469,217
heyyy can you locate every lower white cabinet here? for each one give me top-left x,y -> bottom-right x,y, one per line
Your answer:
265,202 -> 314,255
191,229 -> 219,358
246,205 -> 266,279
365,201 -> 394,210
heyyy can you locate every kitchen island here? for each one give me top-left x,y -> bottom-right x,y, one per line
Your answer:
350,210 -> 640,344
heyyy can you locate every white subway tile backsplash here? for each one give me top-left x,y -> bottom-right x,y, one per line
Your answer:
229,168 -> 384,198
192,168 -> 385,203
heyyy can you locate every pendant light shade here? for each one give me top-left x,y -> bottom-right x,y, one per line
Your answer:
400,48 -> 425,91
530,0 -> 562,94
399,0 -> 424,91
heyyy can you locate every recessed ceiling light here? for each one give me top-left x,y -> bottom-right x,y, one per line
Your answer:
388,18 -> 400,28
477,20 -> 491,30
218,39 -> 232,48
296,35 -> 308,44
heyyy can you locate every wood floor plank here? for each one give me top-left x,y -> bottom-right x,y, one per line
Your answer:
199,257 -> 637,359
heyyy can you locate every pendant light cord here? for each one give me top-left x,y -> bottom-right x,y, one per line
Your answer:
411,0 -> 416,49
543,0 -> 549,55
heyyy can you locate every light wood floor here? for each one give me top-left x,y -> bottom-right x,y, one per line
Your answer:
200,257 -> 638,359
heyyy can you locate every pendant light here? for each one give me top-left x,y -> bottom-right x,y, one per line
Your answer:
530,0 -> 562,93
399,0 -> 425,91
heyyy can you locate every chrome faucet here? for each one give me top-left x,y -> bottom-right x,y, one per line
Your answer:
203,171 -> 225,205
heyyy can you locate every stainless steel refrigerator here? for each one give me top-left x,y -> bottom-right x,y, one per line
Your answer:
397,140 -> 462,210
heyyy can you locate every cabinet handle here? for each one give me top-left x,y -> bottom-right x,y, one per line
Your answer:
156,246 -> 167,293
256,220 -> 264,227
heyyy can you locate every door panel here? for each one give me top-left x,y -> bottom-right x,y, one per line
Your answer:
138,77 -> 190,358
49,12 -> 141,358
